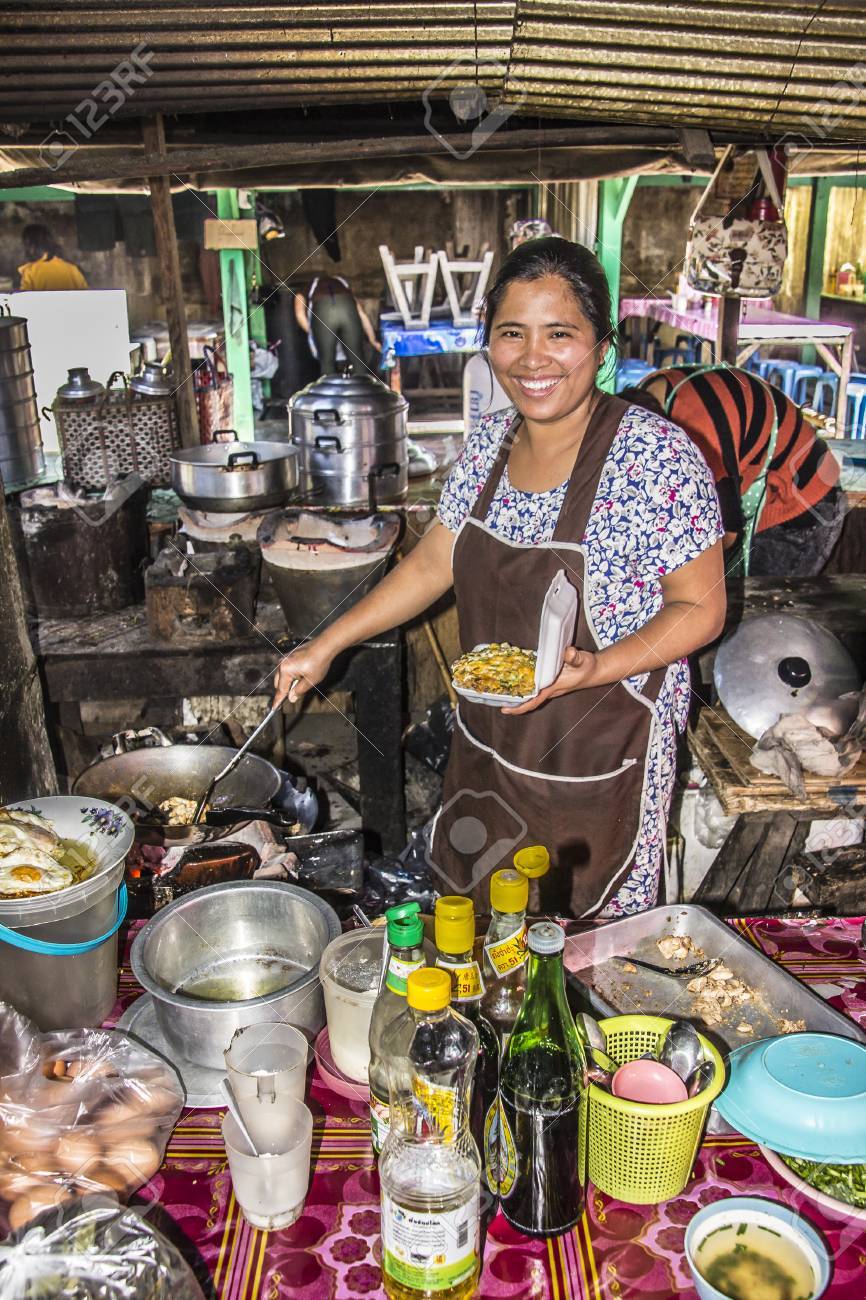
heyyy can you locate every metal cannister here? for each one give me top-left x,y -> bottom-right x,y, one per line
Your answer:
130,361 -> 174,397
54,370 -> 179,491
714,612 -> 861,739
289,365 -> 408,508
55,367 -> 105,402
0,313 -> 45,490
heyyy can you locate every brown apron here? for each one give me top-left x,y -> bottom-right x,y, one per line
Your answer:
431,393 -> 667,918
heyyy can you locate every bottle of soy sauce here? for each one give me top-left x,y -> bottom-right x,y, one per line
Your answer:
496,921 -> 587,1237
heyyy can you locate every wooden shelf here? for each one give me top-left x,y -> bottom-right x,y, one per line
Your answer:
689,705 -> 866,815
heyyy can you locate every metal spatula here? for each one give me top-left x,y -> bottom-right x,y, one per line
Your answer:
192,702 -> 283,824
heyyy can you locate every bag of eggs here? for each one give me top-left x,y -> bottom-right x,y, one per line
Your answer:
0,1005 -> 184,1234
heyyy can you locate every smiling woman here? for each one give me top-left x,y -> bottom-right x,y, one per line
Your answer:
274,238 -> 726,918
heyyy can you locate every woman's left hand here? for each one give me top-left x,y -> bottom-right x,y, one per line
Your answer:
501,646 -> 601,715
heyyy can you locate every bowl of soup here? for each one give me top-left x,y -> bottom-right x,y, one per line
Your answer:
685,1196 -> 830,1300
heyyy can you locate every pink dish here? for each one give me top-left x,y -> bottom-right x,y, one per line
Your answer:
314,1027 -> 370,1103
611,1059 -> 688,1105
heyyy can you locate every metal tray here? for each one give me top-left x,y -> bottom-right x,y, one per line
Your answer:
117,994 -> 224,1110
564,904 -> 865,1055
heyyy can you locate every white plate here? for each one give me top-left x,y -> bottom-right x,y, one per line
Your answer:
451,570 -> 578,709
760,1145 -> 866,1224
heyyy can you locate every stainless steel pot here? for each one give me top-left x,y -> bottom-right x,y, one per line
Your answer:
289,368 -> 408,508
130,880 -> 340,1068
72,727 -> 281,823
55,367 -> 105,402
130,361 -> 173,397
0,314 -> 44,489
170,438 -> 300,513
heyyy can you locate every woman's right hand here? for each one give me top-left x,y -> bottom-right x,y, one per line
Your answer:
273,638 -> 335,706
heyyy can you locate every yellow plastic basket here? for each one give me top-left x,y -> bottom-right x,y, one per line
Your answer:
578,1015 -> 725,1205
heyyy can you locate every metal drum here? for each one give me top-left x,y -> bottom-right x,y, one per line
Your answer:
0,315 -> 45,489
289,367 -> 408,508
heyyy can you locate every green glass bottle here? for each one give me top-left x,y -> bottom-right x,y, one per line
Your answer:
496,921 -> 587,1237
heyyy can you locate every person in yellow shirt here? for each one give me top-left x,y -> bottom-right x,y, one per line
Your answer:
18,225 -> 88,291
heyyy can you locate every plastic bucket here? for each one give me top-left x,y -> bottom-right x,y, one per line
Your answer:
319,929 -> 384,1082
0,797 -> 133,1029
578,1014 -> 725,1205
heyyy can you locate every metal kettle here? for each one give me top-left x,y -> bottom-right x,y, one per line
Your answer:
130,361 -> 174,397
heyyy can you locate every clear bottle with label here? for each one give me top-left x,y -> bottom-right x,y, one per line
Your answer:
368,902 -> 426,1155
480,846 -> 550,1052
379,968 -> 481,1300
497,922 -> 587,1237
434,896 -> 499,1233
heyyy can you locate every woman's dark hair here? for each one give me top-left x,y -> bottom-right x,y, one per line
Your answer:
482,237 -> 618,379
22,224 -> 58,258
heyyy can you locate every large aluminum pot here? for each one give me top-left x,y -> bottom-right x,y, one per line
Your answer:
131,880 -> 340,1068
170,437 -> 300,513
289,368 -> 408,507
0,314 -> 44,489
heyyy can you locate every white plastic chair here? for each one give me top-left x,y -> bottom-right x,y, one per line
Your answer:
378,244 -> 438,328
436,249 -> 494,326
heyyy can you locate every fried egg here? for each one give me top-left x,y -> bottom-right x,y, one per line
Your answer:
0,809 -> 60,855
0,850 -> 73,895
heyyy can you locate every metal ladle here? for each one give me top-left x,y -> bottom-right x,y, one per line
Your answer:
192,702 -> 284,824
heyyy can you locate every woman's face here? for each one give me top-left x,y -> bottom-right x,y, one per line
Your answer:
487,275 -> 608,423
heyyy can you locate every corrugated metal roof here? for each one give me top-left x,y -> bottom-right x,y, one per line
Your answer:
0,1 -> 863,141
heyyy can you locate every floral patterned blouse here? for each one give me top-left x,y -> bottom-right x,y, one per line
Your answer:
437,402 -> 723,914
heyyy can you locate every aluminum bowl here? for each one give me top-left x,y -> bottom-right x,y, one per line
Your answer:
130,880 -> 340,1069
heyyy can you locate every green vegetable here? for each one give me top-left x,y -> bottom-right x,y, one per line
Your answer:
780,1154 -> 866,1209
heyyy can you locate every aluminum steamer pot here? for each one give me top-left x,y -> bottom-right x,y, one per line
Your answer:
131,880 -> 340,1068
170,438 -> 300,513
289,368 -> 408,508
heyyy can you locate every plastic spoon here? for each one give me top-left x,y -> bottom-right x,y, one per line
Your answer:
220,1077 -> 260,1156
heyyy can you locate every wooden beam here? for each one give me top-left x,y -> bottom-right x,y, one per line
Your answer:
0,125 -> 680,191
0,479 -> 56,799
141,115 -> 199,449
678,128 -> 716,171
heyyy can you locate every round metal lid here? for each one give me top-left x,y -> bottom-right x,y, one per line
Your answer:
289,366 -> 408,419
714,613 -> 861,738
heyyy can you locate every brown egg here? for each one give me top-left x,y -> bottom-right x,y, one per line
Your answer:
54,1130 -> 102,1177
37,1078 -> 77,1106
101,1137 -> 160,1191
43,1059 -> 67,1080
66,1058 -> 119,1082
0,1167 -> 43,1200
80,1161 -> 129,1195
8,1183 -> 73,1232
96,1101 -> 148,1128
15,1152 -> 56,1177
0,1122 -> 59,1156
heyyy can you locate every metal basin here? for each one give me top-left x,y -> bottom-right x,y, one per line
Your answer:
131,880 -> 340,1068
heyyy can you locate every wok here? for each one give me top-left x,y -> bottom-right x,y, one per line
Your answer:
72,727 -> 282,823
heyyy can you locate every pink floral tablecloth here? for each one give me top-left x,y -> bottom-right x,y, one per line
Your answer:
112,916 -> 866,1299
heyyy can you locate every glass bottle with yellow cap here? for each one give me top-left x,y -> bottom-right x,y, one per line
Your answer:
379,967 -> 481,1300
368,902 -> 427,1155
480,846 -> 549,1052
434,896 -> 499,1234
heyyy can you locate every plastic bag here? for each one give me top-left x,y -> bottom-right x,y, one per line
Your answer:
0,1193 -> 204,1298
0,1006 -> 183,1236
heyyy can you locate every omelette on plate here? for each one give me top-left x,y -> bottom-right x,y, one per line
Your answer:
451,642 -> 537,697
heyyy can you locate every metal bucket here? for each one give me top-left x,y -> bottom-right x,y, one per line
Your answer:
0,797 -> 133,1030
0,315 -> 44,489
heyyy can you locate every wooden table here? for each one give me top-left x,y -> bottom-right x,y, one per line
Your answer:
620,296 -> 856,433
32,601 -> 407,854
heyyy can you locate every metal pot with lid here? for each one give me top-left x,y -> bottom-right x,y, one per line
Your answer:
170,435 -> 300,513
55,367 -> 105,402
289,365 -> 408,508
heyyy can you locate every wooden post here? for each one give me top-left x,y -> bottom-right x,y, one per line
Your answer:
216,188 -> 254,439
141,115 -> 199,448
0,478 -> 56,800
716,293 -> 741,364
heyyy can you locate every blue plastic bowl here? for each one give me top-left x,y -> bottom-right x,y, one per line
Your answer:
715,1032 -> 866,1162
685,1196 -> 831,1300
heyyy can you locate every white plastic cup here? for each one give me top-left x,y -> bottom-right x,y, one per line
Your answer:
319,929 -> 384,1082
222,1102 -> 312,1231
224,1022 -> 308,1151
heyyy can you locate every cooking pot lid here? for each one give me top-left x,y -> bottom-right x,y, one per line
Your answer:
714,613 -> 862,738
289,365 -> 408,417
